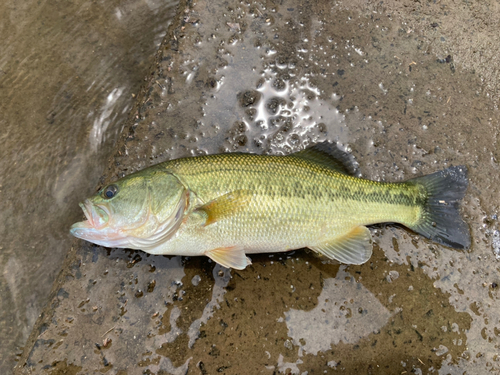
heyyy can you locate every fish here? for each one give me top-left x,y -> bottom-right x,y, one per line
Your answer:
70,142 -> 470,270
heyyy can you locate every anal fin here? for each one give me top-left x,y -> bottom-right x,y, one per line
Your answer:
309,226 -> 373,265
206,246 -> 252,270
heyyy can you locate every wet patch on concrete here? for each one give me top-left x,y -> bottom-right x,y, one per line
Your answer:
157,249 -> 471,374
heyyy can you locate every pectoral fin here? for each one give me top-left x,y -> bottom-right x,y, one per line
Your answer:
195,190 -> 252,226
206,246 -> 252,270
309,226 -> 373,265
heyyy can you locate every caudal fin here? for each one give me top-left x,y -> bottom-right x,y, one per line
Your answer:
407,166 -> 470,249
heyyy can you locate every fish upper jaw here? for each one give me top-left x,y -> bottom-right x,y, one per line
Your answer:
88,200 -> 110,229
70,200 -> 111,239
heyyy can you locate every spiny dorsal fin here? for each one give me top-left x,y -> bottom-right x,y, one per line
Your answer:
290,141 -> 358,175
309,225 -> 373,264
195,190 -> 252,226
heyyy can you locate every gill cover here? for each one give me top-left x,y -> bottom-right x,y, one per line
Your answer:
127,170 -> 188,250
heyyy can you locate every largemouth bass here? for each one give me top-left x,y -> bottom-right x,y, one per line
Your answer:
70,142 -> 470,269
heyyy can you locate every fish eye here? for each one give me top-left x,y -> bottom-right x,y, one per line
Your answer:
102,184 -> 118,199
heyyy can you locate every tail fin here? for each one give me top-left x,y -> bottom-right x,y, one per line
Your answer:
407,166 -> 470,249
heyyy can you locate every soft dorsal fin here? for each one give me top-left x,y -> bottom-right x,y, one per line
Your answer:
290,141 -> 357,175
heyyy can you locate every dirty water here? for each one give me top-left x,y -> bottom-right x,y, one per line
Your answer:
0,0 -> 178,372
14,0 -> 500,374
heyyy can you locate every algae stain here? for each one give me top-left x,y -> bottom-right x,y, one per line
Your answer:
48,360 -> 82,375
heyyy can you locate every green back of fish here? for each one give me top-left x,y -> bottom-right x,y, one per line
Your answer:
162,152 -> 419,242
133,143 -> 469,268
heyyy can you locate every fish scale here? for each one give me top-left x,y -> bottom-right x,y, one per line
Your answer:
71,142 -> 470,270
165,154 -> 421,254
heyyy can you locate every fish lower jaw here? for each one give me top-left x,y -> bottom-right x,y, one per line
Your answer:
69,226 -> 132,249
69,221 -> 99,241
70,220 -> 93,232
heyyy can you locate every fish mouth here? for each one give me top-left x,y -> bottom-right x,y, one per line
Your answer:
70,200 -> 131,248
70,200 -> 109,235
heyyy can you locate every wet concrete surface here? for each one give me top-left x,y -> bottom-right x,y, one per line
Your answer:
0,0 -> 178,372
14,0 -> 500,374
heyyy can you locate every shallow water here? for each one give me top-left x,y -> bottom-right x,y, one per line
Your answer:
0,0 -> 178,371
12,0 -> 500,374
